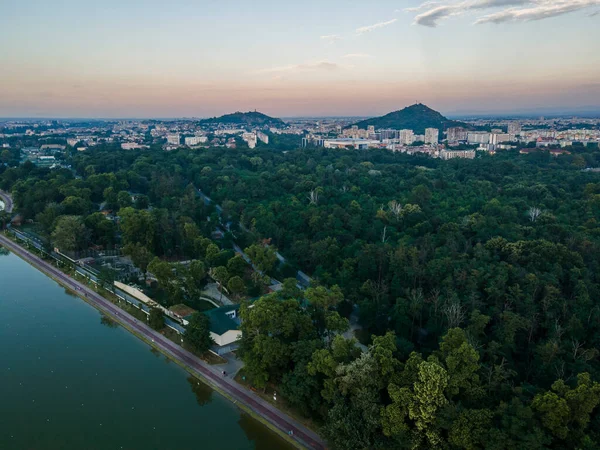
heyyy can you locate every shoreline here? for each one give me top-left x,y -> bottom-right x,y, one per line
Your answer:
0,232 -> 324,450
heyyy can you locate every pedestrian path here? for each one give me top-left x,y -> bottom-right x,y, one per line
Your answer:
0,233 -> 325,450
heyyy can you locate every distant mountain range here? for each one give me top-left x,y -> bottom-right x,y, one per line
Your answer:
353,104 -> 468,134
199,111 -> 285,127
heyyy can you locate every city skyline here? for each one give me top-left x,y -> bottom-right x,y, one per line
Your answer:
1,0 -> 599,118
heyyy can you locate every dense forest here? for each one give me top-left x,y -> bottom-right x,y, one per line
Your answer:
2,143 -> 600,449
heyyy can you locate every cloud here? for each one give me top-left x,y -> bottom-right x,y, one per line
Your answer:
254,61 -> 344,75
405,1 -> 443,13
414,5 -> 463,26
476,0 -> 600,23
413,0 -> 530,26
356,18 -> 397,34
342,53 -> 375,59
410,0 -> 600,27
320,34 -> 342,43
472,0 -> 531,7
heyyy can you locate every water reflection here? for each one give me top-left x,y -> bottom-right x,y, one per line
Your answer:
187,376 -> 213,407
238,413 -> 295,450
1,251 -> 294,450
63,287 -> 77,297
0,245 -> 9,256
100,315 -> 119,328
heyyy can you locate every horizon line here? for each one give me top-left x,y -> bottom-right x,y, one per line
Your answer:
2,108 -> 600,122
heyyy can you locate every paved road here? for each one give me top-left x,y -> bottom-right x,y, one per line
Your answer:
0,190 -> 13,213
0,233 -> 325,450
198,188 -> 312,288
201,282 -> 233,306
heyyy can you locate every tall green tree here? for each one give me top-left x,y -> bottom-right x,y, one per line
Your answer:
244,244 -> 278,274
184,312 -> 214,354
239,295 -> 315,389
148,307 -> 165,330
51,215 -> 89,251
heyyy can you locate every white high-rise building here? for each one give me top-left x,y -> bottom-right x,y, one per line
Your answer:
166,134 -> 180,145
467,132 -> 491,144
400,129 -> 415,146
425,128 -> 440,144
508,123 -> 522,136
447,127 -> 468,142
256,131 -> 269,144
242,132 -> 257,149
490,133 -> 512,145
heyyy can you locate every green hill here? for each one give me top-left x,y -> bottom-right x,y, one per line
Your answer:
199,111 -> 285,127
353,103 -> 467,134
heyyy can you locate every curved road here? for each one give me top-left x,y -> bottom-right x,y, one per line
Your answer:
0,233 -> 325,450
0,190 -> 13,213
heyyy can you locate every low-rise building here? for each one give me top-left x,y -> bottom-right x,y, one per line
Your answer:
40,144 -> 66,152
184,136 -> 207,146
302,136 -> 325,147
323,138 -> 380,150
203,305 -> 242,355
121,142 -> 147,150
520,148 -> 571,156
440,150 -> 476,160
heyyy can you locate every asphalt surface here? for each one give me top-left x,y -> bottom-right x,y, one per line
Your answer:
0,233 -> 325,450
0,190 -> 13,213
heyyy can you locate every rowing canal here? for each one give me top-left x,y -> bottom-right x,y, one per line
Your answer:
0,249 -> 294,450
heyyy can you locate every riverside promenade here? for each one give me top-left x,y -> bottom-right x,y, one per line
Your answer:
0,233 -> 325,450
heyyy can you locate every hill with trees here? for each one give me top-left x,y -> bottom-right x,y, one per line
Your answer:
199,111 -> 285,127
353,103 -> 468,133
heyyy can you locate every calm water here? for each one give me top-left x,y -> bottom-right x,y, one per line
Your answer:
0,250 -> 293,450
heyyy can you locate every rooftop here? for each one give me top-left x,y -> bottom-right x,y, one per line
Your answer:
169,304 -> 197,318
191,304 -> 240,336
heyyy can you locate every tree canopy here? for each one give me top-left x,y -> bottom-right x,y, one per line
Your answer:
3,140 -> 600,448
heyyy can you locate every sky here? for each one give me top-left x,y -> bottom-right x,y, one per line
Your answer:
1,0 -> 599,118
